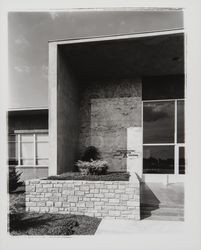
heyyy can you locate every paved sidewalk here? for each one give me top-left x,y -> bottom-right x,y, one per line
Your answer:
95,219 -> 185,234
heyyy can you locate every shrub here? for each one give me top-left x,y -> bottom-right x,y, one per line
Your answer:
75,160 -> 109,175
9,167 -> 23,193
81,146 -> 101,162
47,172 -> 130,181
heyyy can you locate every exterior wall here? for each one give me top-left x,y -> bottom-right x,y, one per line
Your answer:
8,111 -> 48,181
79,78 -> 142,174
25,177 -> 140,220
56,47 -> 80,174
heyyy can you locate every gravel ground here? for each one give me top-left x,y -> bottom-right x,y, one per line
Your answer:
9,188 -> 101,236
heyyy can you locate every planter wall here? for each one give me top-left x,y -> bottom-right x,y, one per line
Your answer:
25,175 -> 140,220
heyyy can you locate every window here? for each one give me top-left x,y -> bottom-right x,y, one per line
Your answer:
8,130 -> 48,167
143,99 -> 185,174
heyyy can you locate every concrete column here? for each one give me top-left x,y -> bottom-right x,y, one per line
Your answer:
127,79 -> 143,181
48,42 -> 58,176
127,127 -> 143,181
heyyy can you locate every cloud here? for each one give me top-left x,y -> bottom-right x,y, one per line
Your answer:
144,105 -> 169,122
15,35 -> 30,48
42,64 -> 48,78
49,12 -> 60,20
14,65 -> 30,73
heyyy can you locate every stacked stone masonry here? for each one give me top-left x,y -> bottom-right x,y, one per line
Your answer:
25,179 -> 140,220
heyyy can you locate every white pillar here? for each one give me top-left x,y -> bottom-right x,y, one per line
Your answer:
127,127 -> 143,181
48,42 -> 58,176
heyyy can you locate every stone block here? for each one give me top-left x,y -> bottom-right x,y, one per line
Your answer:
91,198 -> 100,202
114,189 -> 125,194
77,202 -> 85,208
109,210 -> 121,216
119,185 -> 126,189
62,190 -> 74,195
86,193 -> 93,198
104,193 -> 115,198
80,186 -> 89,191
26,186 -> 35,192
40,207 -> 49,213
27,202 -> 36,207
54,193 -> 62,197
109,199 -> 120,204
63,202 -> 70,207
100,189 -> 108,193
121,194 -> 129,201
55,202 -> 62,207
68,196 -> 78,202
101,198 -> 109,202
94,201 -> 104,206
36,188 -> 44,193
126,188 -> 134,193
36,184 -> 43,188
45,193 -> 52,197
90,189 -> 99,194
43,184 -> 53,188
69,207 -> 77,212
94,206 -> 102,211
83,197 -> 90,201
94,193 -> 104,198
37,202 -> 46,207
75,191 -> 84,196
54,184 -> 63,188
127,201 -> 139,207
46,201 -> 54,207
86,202 -> 94,208
29,207 -> 40,212
49,207 -> 59,213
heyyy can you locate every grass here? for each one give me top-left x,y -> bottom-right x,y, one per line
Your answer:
46,171 -> 130,181
9,190 -> 101,236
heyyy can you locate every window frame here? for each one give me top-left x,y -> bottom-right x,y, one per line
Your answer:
142,98 -> 185,175
8,129 -> 48,168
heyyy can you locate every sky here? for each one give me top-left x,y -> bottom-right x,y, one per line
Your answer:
8,10 -> 183,109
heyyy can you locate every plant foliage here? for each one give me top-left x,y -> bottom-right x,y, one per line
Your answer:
9,167 -> 23,193
81,146 -> 101,162
75,160 -> 109,175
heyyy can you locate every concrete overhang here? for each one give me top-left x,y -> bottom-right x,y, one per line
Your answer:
49,30 -> 184,80
8,108 -> 48,117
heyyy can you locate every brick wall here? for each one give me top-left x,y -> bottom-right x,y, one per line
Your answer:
79,78 -> 142,172
25,177 -> 140,220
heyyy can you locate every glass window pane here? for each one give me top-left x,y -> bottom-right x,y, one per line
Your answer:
179,147 -> 185,174
8,142 -> 18,165
21,159 -> 34,165
21,142 -> 34,158
36,142 -> 48,159
143,146 -> 174,174
36,159 -> 48,165
143,101 -> 175,143
177,100 -> 185,143
21,134 -> 33,142
36,134 -> 48,142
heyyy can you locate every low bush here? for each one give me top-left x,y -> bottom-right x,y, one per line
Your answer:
75,160 -> 109,175
47,171 -> 130,181
9,167 -> 23,193
81,146 -> 101,162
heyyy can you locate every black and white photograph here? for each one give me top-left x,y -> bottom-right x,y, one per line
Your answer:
1,2 -> 201,250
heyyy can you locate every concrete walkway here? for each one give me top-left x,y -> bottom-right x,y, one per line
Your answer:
95,218 -> 185,234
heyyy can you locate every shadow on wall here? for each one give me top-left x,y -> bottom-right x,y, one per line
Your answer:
78,79 -> 141,172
